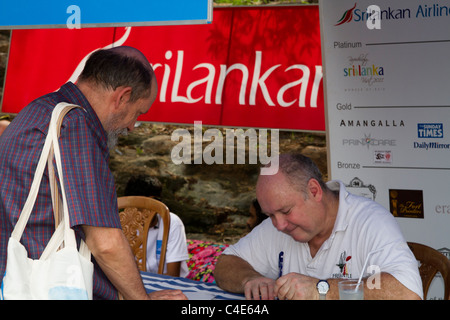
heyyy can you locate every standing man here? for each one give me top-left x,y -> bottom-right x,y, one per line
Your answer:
0,46 -> 186,300
215,153 -> 423,300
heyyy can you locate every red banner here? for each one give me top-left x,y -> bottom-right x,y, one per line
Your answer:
2,6 -> 324,131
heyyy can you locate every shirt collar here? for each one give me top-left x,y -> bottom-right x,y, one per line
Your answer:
328,180 -> 351,234
58,81 -> 108,150
315,181 -> 349,253
58,82 -> 102,126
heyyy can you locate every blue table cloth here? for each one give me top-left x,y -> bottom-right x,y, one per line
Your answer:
141,271 -> 245,300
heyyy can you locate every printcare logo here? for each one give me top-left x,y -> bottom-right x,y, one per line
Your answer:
343,133 -> 396,149
170,121 -> 279,175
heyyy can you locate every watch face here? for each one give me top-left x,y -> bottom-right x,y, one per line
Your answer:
317,281 -> 329,293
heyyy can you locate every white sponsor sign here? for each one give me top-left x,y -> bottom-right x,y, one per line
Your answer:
320,0 -> 450,299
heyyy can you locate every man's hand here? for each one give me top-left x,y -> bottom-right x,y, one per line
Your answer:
274,273 -> 319,300
215,254 -> 275,299
147,289 -> 188,300
243,276 -> 277,300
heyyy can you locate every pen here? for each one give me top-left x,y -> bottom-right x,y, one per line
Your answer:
278,251 -> 284,278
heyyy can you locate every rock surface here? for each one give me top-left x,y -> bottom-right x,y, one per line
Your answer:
110,123 -> 327,244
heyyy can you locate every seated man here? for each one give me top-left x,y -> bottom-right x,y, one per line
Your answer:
214,153 -> 423,300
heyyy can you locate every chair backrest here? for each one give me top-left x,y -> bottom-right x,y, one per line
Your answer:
408,242 -> 450,300
118,196 -> 170,274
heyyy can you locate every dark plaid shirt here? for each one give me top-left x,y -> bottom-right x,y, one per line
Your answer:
0,82 -> 121,299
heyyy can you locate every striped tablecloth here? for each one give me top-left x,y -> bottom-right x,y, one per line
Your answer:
141,271 -> 245,300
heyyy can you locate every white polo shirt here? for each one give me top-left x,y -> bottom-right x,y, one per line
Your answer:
223,180 -> 423,299
146,212 -> 189,277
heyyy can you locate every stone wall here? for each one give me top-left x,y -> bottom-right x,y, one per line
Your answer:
110,123 -> 327,243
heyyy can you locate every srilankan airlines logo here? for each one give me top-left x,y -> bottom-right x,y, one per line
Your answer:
334,3 -> 446,29
335,3 -> 357,26
335,3 -> 382,29
335,2 -> 450,27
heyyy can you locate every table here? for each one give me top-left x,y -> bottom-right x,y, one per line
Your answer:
141,271 -> 245,300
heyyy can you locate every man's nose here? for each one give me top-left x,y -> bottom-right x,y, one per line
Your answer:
127,123 -> 135,132
273,214 -> 288,231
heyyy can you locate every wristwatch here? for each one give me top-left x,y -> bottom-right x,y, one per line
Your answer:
316,280 -> 329,300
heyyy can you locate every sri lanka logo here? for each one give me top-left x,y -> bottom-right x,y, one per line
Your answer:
336,251 -> 352,276
335,3 -> 357,26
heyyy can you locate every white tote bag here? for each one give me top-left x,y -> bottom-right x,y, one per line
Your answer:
1,103 -> 93,300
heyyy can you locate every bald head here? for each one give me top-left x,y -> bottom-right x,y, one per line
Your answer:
258,153 -> 328,197
78,46 -> 156,102
108,46 -> 153,70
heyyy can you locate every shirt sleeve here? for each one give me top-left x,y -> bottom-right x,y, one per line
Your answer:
164,213 -> 189,263
223,219 -> 280,279
355,202 -> 424,299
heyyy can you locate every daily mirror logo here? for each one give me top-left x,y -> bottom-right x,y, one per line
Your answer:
335,2 -> 450,30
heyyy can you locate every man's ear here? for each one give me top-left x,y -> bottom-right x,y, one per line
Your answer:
113,86 -> 132,110
307,178 -> 323,202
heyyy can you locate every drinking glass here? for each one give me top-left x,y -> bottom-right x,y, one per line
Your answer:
338,279 -> 364,300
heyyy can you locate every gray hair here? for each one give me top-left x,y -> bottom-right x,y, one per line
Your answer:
78,47 -> 154,103
277,153 -> 328,197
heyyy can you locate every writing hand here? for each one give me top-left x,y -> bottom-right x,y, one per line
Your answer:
274,273 -> 319,300
243,276 -> 277,300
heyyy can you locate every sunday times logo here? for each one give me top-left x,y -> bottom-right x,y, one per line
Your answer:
417,123 -> 443,138
335,3 -> 450,26
414,123 -> 450,150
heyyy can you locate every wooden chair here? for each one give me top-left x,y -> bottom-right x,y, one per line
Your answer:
408,242 -> 450,300
118,196 -> 171,274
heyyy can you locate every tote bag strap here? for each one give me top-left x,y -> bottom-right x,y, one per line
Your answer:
47,103 -> 91,259
48,103 -> 80,228
11,103 -> 81,242
49,103 -> 82,250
